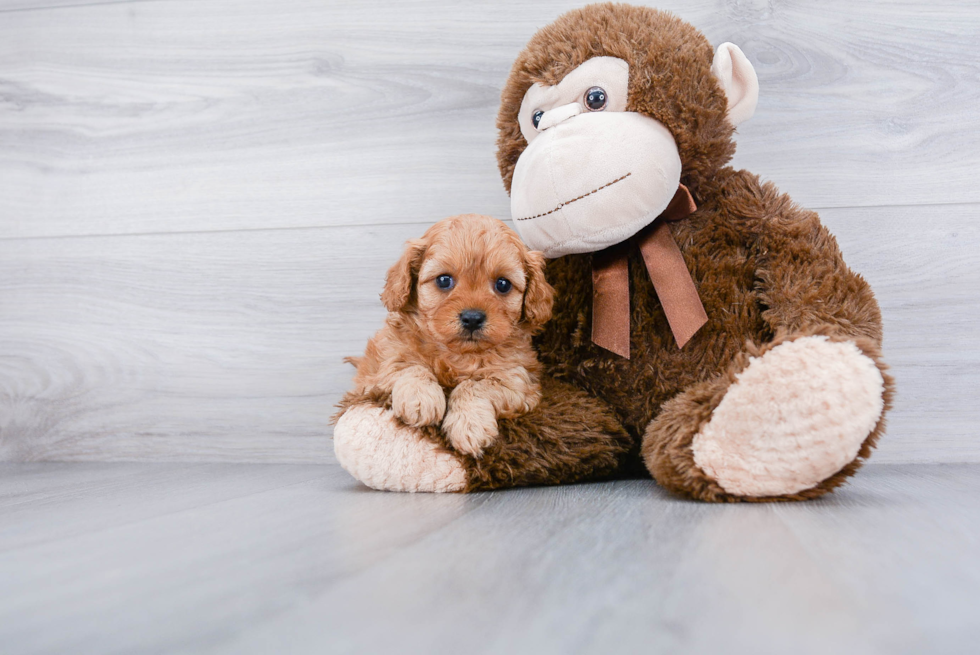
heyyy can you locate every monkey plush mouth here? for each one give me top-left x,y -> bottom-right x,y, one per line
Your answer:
509,110 -> 683,258
515,172 -> 632,223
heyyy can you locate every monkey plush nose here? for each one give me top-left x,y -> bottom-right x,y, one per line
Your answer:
537,102 -> 584,131
459,310 -> 487,332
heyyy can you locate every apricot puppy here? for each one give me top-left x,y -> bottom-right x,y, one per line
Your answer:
347,214 -> 554,456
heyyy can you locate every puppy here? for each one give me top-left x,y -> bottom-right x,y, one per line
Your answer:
347,214 -> 554,456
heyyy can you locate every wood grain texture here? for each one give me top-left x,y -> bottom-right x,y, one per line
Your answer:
0,0 -> 978,239
1,204 -> 977,464
1,462 -> 978,654
1,0 -> 978,465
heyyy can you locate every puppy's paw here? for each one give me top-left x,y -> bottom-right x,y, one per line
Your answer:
442,398 -> 498,457
391,377 -> 446,427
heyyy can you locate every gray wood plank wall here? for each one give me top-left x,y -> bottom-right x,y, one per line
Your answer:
1,0 -> 978,464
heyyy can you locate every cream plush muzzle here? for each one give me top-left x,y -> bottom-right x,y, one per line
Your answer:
509,46 -> 758,260
510,111 -> 682,258
509,56 -> 684,259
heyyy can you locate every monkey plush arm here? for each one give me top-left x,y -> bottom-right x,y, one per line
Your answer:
641,173 -> 894,501
334,375 -> 632,492
748,181 -> 884,344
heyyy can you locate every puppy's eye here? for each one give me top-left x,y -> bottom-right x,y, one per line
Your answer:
584,86 -> 607,111
495,278 -> 513,294
435,274 -> 455,290
532,110 -> 544,129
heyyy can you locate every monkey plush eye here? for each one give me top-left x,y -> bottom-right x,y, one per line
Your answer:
435,274 -> 455,290
495,278 -> 513,294
584,86 -> 607,111
532,110 -> 544,129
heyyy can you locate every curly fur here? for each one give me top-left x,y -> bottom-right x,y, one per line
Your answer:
342,214 -> 556,457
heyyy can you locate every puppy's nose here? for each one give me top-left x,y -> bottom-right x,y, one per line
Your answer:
459,309 -> 486,332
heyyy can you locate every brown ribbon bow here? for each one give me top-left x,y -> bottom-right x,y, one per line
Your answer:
591,184 -> 707,359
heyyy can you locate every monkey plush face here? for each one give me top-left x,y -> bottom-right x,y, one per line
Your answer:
497,5 -> 759,259
512,56 -> 684,258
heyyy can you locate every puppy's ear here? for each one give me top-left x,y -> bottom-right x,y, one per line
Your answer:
522,249 -> 554,331
381,238 -> 426,313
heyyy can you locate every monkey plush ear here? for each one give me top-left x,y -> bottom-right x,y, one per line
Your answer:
381,238 -> 426,313
711,43 -> 759,127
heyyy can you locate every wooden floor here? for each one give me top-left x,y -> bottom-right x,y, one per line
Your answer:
1,461 -> 978,654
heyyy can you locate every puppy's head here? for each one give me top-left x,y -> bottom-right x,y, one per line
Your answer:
382,214 -> 554,352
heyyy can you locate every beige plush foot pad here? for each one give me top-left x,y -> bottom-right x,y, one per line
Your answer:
333,405 -> 466,493
692,336 -> 885,497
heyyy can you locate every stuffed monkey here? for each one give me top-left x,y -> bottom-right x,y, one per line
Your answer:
334,3 -> 894,502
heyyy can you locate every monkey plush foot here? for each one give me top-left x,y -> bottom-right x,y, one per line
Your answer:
333,405 -> 466,493
694,336 -> 886,497
644,335 -> 890,501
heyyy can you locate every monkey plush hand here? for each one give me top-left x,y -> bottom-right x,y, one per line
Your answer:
334,3 -> 893,501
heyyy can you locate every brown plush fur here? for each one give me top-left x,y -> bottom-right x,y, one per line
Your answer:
474,3 -> 894,500
345,214 -> 556,456
460,376 -> 634,491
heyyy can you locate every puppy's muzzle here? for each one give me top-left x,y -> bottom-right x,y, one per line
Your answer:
459,309 -> 486,333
